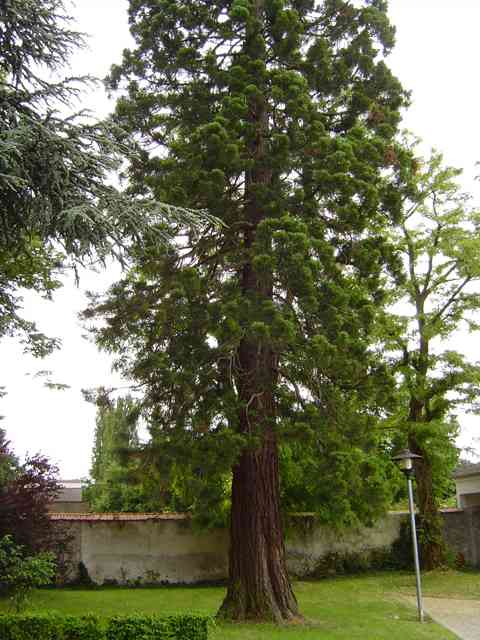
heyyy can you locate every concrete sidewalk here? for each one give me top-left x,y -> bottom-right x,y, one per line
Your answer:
405,596 -> 480,640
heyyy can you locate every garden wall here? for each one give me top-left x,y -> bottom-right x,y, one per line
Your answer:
441,507 -> 480,567
51,507 -> 480,585
52,512 -> 405,585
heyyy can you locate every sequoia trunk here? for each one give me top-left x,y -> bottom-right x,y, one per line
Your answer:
219,430 -> 300,622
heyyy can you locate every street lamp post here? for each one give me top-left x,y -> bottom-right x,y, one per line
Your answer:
393,448 -> 424,623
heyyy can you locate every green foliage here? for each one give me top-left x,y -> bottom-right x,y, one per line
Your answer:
0,536 -> 56,612
83,391 -> 233,523
0,238 -> 63,356
380,145 -> 480,564
0,0 -> 212,356
0,428 -> 18,487
306,547 -> 399,579
59,615 -> 102,640
85,0 -> 408,535
0,614 -> 100,640
106,614 -> 209,640
280,436 -> 397,529
0,613 -> 210,640
83,395 -> 151,512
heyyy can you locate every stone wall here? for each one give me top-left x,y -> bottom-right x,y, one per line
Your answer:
51,508 -> 480,586
51,512 -> 404,585
81,518 -> 228,585
285,512 -> 405,577
442,507 -> 480,567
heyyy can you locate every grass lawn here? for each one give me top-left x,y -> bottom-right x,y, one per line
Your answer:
1,570 -> 477,638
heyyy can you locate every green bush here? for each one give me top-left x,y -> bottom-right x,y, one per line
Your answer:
61,615 -> 102,640
106,614 -> 209,640
389,520 -> 414,570
0,536 -> 56,612
0,614 -> 102,639
309,546 -> 401,579
0,613 -> 210,640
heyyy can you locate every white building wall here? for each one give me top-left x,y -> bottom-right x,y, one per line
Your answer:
455,474 -> 480,508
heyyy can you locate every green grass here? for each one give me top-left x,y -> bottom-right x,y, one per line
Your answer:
2,570 -> 476,639
381,568 -> 480,599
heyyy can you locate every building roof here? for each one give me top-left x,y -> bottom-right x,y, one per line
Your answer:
55,487 -> 83,502
59,479 -> 83,488
453,462 -> 480,479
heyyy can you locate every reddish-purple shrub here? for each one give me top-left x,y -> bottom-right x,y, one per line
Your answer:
0,432 -> 60,552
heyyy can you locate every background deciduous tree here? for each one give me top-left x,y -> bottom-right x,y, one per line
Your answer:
383,146 -> 480,568
85,0 -> 409,622
86,394 -> 141,512
85,393 -> 171,513
0,429 -> 17,487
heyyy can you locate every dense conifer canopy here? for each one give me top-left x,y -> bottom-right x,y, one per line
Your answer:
88,0 -> 408,527
85,0 -> 411,621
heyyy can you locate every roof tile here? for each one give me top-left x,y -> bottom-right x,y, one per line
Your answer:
49,512 -> 189,521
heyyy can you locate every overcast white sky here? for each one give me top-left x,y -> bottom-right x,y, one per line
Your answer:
1,0 -> 480,478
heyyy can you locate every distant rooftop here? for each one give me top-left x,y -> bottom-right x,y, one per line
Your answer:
54,480 -> 83,502
453,462 -> 480,479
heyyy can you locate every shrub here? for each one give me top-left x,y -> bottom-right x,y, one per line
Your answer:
309,546 -> 401,579
106,614 -> 209,640
0,614 -> 101,640
0,450 -> 61,553
389,520 -> 414,569
0,613 -> 210,640
0,536 -> 56,612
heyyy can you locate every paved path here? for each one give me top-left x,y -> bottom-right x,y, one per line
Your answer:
404,596 -> 480,639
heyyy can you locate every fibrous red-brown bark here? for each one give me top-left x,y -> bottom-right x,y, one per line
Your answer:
218,429 -> 300,622
219,326 -> 299,620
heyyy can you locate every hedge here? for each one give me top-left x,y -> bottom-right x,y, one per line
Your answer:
0,615 -> 101,640
0,613 -> 209,640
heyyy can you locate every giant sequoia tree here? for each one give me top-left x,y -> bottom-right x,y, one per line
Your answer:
89,0 -> 408,622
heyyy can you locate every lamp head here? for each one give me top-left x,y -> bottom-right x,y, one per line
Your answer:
393,449 -> 422,475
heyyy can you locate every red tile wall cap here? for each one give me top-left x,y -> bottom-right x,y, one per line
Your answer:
49,512 -> 190,521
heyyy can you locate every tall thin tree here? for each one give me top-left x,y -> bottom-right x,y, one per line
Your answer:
384,147 -> 480,568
